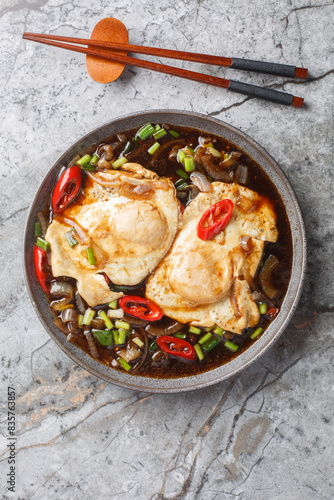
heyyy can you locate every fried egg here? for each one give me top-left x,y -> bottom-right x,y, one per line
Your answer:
145,182 -> 278,334
46,163 -> 181,307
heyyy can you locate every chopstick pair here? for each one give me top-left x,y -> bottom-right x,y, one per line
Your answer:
22,32 -> 307,107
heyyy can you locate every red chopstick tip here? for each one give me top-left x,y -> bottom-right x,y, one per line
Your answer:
291,96 -> 304,108
295,67 -> 308,79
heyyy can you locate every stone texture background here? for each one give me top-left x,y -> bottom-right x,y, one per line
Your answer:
0,0 -> 333,498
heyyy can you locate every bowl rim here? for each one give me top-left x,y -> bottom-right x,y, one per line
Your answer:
23,109 -> 307,393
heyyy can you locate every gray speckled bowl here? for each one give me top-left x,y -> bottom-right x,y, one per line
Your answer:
23,110 -> 306,393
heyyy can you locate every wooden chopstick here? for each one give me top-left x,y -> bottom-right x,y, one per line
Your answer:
22,33 -> 304,107
23,31 -> 308,79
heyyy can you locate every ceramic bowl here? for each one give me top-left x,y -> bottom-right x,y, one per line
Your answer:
23,110 -> 306,393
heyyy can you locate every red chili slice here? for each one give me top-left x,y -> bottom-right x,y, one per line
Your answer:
267,307 -> 280,320
34,245 -> 51,293
157,336 -> 196,361
52,165 -> 82,214
119,295 -> 163,321
197,199 -> 234,240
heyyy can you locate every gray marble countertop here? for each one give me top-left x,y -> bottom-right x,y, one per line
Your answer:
1,1 -> 333,499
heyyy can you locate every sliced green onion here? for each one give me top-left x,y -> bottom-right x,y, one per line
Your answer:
34,222 -> 42,237
117,328 -> 127,345
174,333 -> 187,339
108,300 -> 118,309
133,337 -> 144,347
65,230 -> 78,248
80,164 -> 95,171
153,128 -> 167,140
98,310 -> 113,330
90,154 -> 99,165
169,129 -> 180,138
112,156 -> 128,169
207,146 -> 221,158
86,247 -> 96,266
92,329 -> 113,346
184,156 -> 196,172
77,154 -> 92,166
177,150 -> 186,163
224,340 -> 239,352
36,237 -> 50,252
176,182 -> 188,191
149,339 -> 158,351
250,327 -> 264,340
175,178 -> 188,188
137,123 -> 155,140
83,308 -> 96,326
198,332 -> 212,345
115,320 -> 130,330
107,309 -> 124,319
176,169 -> 189,180
258,302 -> 268,315
122,141 -> 132,155
189,326 -> 201,334
118,357 -> 132,371
148,142 -> 161,155
155,124 -> 161,131
78,314 -> 84,326
213,326 -> 225,336
202,337 -> 220,352
113,329 -> 119,345
194,344 -> 204,361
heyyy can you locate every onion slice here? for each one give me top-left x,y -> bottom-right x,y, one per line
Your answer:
49,281 -> 74,311
258,255 -> 280,299
190,172 -> 213,192
57,215 -> 90,245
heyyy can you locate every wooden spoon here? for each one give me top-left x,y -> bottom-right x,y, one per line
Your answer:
86,18 -> 129,83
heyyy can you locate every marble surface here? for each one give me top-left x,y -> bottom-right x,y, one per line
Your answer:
0,0 -> 333,498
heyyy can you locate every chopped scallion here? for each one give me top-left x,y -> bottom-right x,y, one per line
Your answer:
90,154 -> 99,165
202,337 -> 220,352
133,337 -> 144,347
174,333 -> 187,339
184,156 -> 196,172
117,328 -> 127,345
122,141 -> 132,155
92,329 -> 113,346
153,128 -> 167,140
107,309 -> 124,319
154,124 -> 161,131
115,320 -> 130,330
176,181 -> 188,191
65,230 -> 78,248
149,339 -> 158,351
169,129 -> 180,138
83,308 -> 96,326
98,310 -> 113,330
112,156 -> 128,169
213,326 -> 225,336
224,340 -> 239,352
148,142 -> 161,155
36,237 -> 49,252
198,332 -> 212,345
207,146 -> 221,158
77,154 -> 91,166
78,314 -> 84,326
112,329 -> 119,345
194,344 -> 204,361
189,326 -> 201,334
177,150 -> 186,163
118,357 -> 132,372
258,302 -> 268,315
137,123 -> 155,140
176,169 -> 189,180
34,222 -> 42,237
80,164 -> 95,171
108,300 -> 118,309
175,178 -> 188,188
86,247 -> 96,266
250,327 -> 263,340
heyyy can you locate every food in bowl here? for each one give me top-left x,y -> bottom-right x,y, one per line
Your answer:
32,122 -> 292,378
